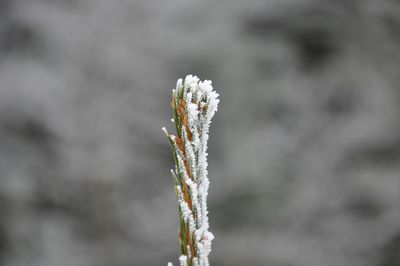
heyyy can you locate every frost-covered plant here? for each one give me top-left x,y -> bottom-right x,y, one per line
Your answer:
162,75 -> 219,266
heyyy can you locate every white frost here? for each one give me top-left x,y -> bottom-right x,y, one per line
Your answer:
164,75 -> 219,266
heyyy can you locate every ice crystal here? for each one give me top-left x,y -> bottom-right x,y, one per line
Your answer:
163,75 -> 219,266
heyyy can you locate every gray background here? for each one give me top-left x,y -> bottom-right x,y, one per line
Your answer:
1,0 -> 400,265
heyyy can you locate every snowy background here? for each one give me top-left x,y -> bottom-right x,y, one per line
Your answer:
1,0 -> 400,265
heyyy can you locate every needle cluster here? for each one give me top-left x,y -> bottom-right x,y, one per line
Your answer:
163,75 -> 219,266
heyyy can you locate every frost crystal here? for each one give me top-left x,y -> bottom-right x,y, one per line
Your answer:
163,75 -> 219,266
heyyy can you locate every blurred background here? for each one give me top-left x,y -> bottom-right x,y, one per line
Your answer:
1,0 -> 400,265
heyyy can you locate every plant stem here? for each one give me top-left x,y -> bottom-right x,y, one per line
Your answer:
163,75 -> 219,266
